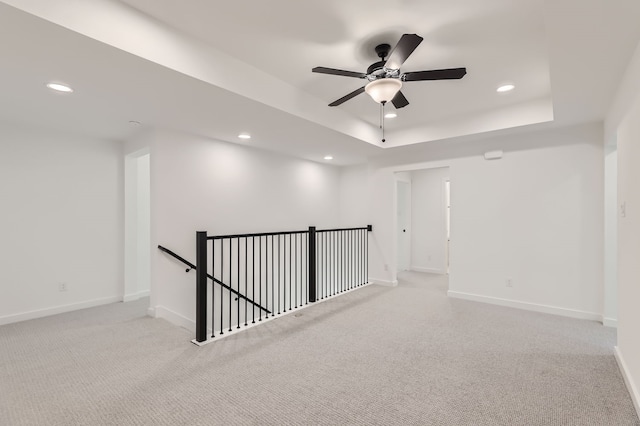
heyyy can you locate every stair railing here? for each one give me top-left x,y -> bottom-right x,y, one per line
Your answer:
194,225 -> 372,344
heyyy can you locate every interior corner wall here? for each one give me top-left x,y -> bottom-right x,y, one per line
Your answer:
150,131 -> 341,330
409,167 -> 450,274
362,122 -> 604,318
0,121 -> 123,324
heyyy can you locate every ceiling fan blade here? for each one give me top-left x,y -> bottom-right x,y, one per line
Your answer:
312,67 -> 367,78
403,67 -> 467,81
328,86 -> 366,106
384,34 -> 424,70
391,91 -> 409,109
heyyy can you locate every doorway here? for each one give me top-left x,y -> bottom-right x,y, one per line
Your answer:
396,179 -> 412,272
395,167 -> 451,277
124,149 -> 151,303
445,178 -> 451,274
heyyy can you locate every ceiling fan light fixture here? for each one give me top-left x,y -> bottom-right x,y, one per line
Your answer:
365,78 -> 402,104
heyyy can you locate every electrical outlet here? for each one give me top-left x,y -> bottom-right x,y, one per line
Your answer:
58,282 -> 67,292
428,255 -> 432,261
506,278 -> 513,288
384,264 -> 389,271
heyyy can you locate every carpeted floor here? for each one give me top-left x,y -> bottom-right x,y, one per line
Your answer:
1,272 -> 638,425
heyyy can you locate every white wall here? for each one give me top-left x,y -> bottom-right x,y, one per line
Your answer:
410,167 -> 450,274
338,164 -> 369,227
606,40 -> 640,414
0,121 -> 123,324
351,123 -> 604,319
149,130 -> 342,329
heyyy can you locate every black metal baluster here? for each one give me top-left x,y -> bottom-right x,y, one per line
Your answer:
330,231 -> 334,296
325,232 -> 329,298
220,238 -> 224,335
229,238 -> 232,332
361,229 -> 363,286
303,234 -> 309,305
338,231 -> 340,293
347,230 -> 350,290
244,237 -> 248,326
289,234 -> 292,310
343,231 -> 346,292
346,230 -> 350,290
326,232 -> 329,297
318,232 -> 322,300
211,239 -> 215,338
346,231 -> 349,290
321,233 -> 325,299
294,233 -> 298,308
271,235 -> 274,316
277,235 -> 281,315
350,230 -> 353,289
284,234 -> 287,310
351,230 -> 354,289
301,233 -> 305,305
339,231 -> 342,293
360,229 -> 363,285
330,232 -> 333,297
259,236 -> 263,321
236,238 -> 240,329
252,236 -> 256,324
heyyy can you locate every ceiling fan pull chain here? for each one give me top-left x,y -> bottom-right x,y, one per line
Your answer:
381,101 -> 386,143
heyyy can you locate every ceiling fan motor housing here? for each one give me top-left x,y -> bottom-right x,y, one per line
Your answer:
367,43 -> 402,79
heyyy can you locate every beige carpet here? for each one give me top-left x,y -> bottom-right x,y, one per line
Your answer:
1,271 -> 638,425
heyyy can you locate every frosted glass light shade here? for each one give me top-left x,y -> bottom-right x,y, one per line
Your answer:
365,78 -> 402,103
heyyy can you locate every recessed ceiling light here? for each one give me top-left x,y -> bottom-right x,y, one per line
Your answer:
238,133 -> 251,140
46,82 -> 73,93
384,112 -> 398,118
497,84 -> 515,93
324,155 -> 333,160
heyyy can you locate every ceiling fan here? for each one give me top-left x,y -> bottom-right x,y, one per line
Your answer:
312,34 -> 467,109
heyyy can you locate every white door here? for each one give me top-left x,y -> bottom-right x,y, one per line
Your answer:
397,180 -> 411,271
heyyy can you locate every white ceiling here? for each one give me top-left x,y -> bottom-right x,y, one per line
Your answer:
0,0 -> 639,165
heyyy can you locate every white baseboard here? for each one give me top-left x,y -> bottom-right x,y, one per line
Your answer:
447,291 -> 601,321
370,278 -> 398,287
0,296 -> 121,326
410,266 -> 446,275
154,305 -> 195,332
603,317 -> 618,328
614,346 -> 640,418
123,289 -> 150,302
